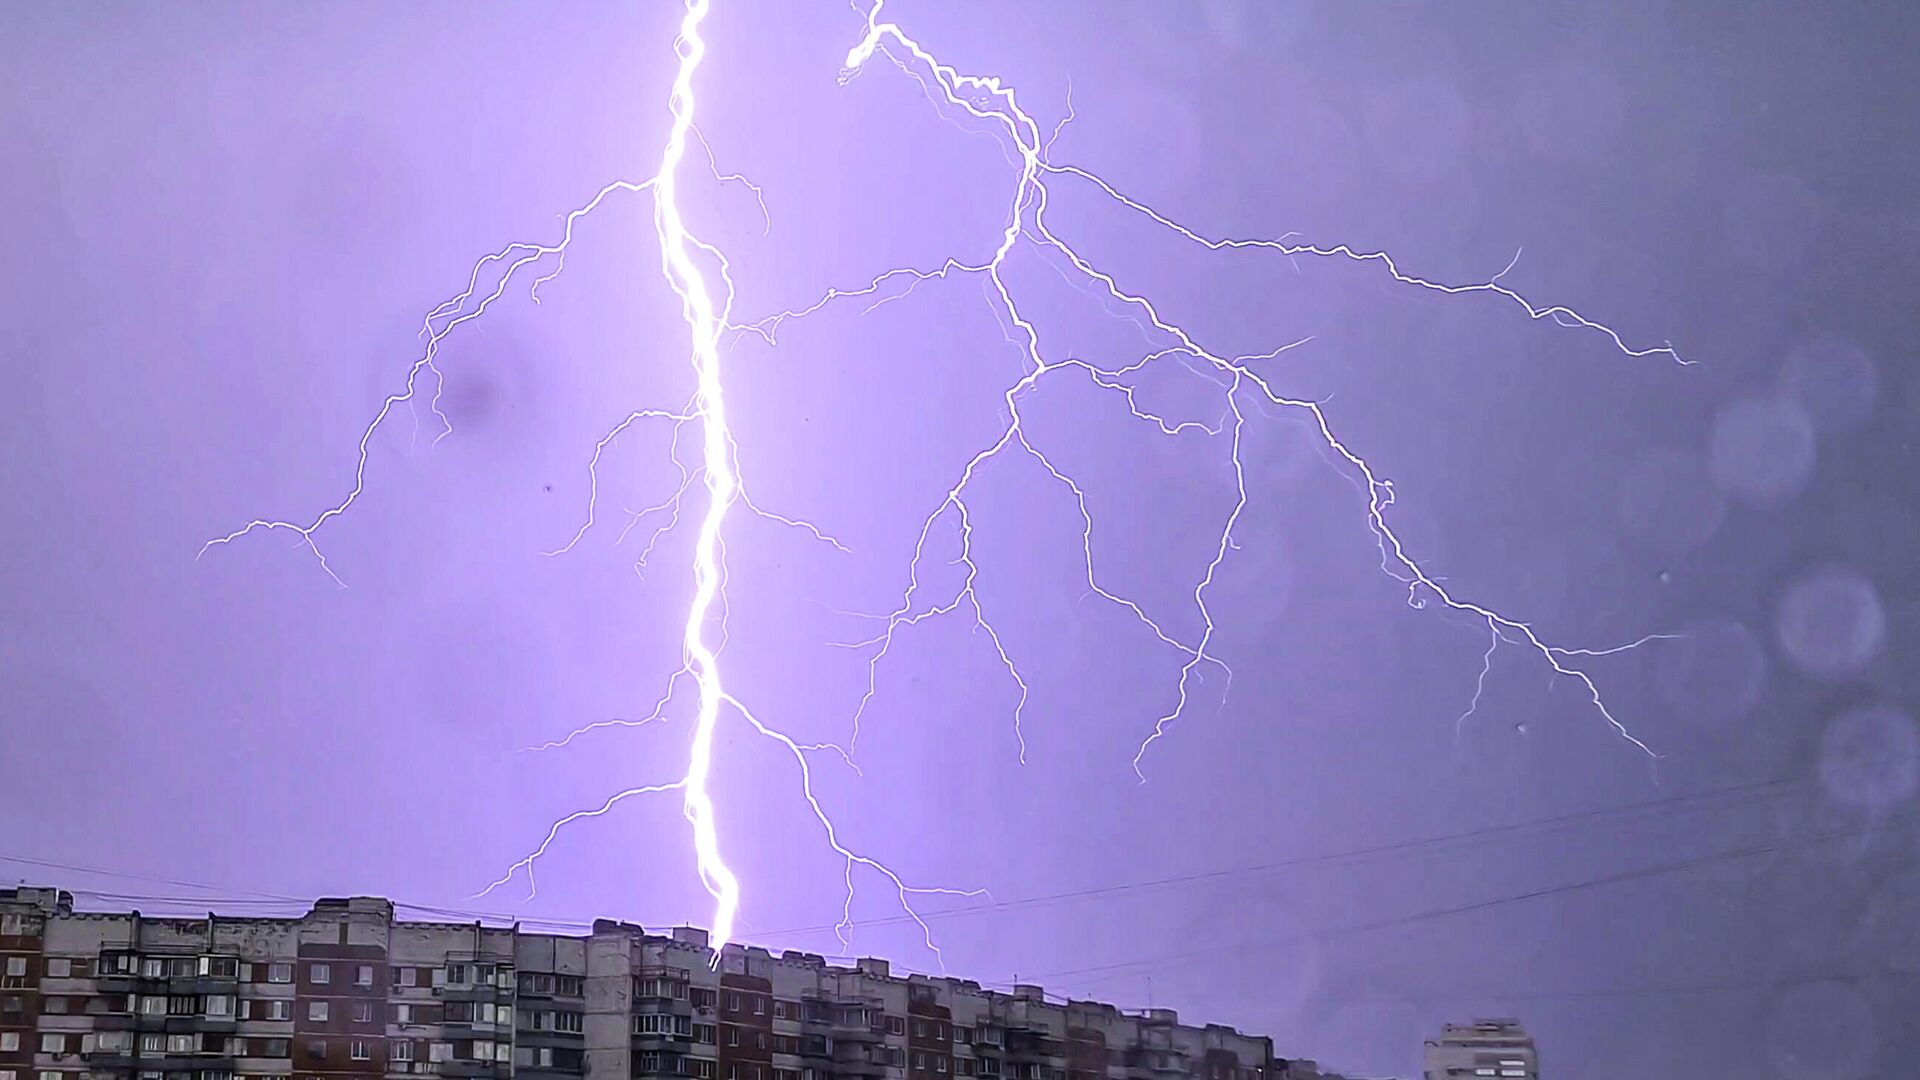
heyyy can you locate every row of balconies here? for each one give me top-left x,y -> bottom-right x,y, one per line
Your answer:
89,1014 -> 238,1035
95,976 -> 242,997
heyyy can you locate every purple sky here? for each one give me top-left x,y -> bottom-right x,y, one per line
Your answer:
5,3 -> 1919,1077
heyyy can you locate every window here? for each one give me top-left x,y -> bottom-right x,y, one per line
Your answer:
268,964 -> 292,984
307,1041 -> 327,1060
430,1044 -> 453,1064
3,958 -> 24,978
265,1039 -> 290,1058
206,995 -> 233,1017
350,1042 -> 370,1062
394,967 -> 417,988
556,975 -> 583,997
633,1014 -> 692,1037
38,1072 -> 60,1080
773,1000 -> 791,1020
913,1054 -> 926,1070
201,957 -> 239,979
724,993 -> 740,1012
223,1038 -> 246,1056
142,958 -> 165,978
936,1060 -> 949,1074
521,973 -> 552,994
168,1035 -> 197,1054
445,964 -> 468,986
140,1035 -> 165,1053
556,1011 -> 583,1034
471,1042 -> 498,1063
169,995 -> 197,1016
885,1017 -> 905,1036
690,1061 -> 716,1080
691,988 -> 716,1009
42,996 -> 65,1014
475,965 -> 495,986
352,1001 -> 374,1023
0,1034 -> 14,1052
726,1028 -> 740,1048
954,1029 -> 973,1045
308,1002 -> 329,1022
308,964 -> 329,985
957,1062 -> 974,1077
694,1025 -> 716,1045
392,1042 -> 414,1063
265,1000 -> 292,1021
752,996 -> 765,1016
396,1003 -> 414,1024
351,965 -> 372,987
39,1034 -> 64,1055
1472,1071 -> 1494,1078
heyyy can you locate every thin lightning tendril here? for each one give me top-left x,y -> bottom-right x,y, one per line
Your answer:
208,0 -> 1685,967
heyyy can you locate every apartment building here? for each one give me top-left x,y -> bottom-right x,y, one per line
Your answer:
0,888 -> 1280,1080
1420,1021 -> 1535,1080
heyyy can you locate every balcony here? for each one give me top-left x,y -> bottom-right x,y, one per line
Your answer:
629,1033 -> 693,1050
438,985 -> 510,1003
832,1020 -> 884,1044
833,1055 -> 887,1078
438,1061 -> 512,1079
635,998 -> 695,1019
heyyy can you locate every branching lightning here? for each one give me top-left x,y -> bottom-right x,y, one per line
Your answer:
207,0 -> 1687,966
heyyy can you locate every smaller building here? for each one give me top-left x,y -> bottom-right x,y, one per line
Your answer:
1421,1020 -> 1535,1080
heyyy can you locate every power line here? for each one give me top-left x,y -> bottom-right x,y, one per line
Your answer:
746,776 -> 1804,942
1026,807 -> 1920,993
0,775 -> 1805,945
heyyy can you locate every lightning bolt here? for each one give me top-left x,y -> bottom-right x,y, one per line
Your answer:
206,0 -> 1686,967
811,0 -> 1681,782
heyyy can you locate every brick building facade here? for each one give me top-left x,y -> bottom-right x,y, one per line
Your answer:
0,888 -> 1290,1080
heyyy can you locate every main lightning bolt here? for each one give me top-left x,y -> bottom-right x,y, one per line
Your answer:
654,0 -> 745,954
204,0 -> 1686,966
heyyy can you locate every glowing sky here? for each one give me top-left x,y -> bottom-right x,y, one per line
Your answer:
5,3 -> 1920,1077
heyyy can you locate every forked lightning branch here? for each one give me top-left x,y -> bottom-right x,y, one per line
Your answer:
203,0 -> 1683,968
